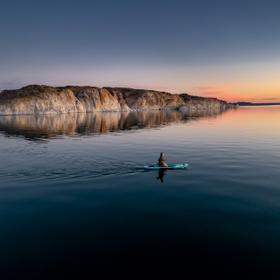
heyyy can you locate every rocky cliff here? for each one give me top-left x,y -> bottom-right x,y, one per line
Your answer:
0,85 -> 235,115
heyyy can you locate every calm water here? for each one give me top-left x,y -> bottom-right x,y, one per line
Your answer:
0,107 -> 280,278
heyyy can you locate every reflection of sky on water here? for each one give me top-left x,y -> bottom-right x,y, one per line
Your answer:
0,106 -> 280,277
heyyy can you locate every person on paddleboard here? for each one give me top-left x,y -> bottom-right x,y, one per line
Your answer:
158,152 -> 168,168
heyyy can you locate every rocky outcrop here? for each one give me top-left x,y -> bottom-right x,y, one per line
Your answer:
0,85 -> 235,115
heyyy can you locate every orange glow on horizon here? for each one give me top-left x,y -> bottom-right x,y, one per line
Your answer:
191,85 -> 280,103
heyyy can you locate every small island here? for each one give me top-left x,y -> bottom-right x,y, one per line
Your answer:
0,85 -> 236,115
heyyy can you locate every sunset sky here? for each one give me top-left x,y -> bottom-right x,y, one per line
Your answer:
1,0 -> 280,102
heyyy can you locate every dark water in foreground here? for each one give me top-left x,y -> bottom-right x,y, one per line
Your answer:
0,107 -> 280,278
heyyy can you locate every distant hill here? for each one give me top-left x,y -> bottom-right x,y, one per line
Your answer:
237,102 -> 280,106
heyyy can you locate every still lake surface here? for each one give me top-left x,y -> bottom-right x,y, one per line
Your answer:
0,106 -> 280,278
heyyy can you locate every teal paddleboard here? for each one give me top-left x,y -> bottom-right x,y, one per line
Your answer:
144,163 -> 189,170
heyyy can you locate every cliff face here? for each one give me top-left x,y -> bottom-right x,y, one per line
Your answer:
0,85 -> 235,115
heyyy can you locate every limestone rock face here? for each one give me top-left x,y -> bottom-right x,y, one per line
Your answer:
0,85 -> 235,115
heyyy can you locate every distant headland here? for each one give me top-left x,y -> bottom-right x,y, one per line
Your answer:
237,102 -> 280,106
0,85 -> 236,115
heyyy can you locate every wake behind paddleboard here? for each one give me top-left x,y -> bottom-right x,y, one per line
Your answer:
144,163 -> 189,170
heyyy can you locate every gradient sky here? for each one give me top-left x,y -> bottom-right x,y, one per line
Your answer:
1,0 -> 280,102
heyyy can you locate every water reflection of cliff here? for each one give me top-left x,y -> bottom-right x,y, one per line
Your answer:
0,110 -> 225,141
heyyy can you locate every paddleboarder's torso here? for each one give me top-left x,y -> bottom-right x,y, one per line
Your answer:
158,152 -> 168,167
